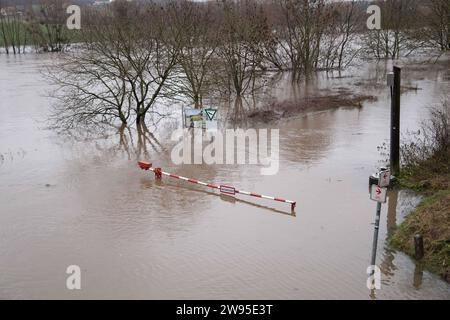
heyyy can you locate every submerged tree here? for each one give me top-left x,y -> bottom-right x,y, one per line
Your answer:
268,0 -> 328,78
217,0 -> 270,107
172,0 -> 220,109
37,0 -> 71,52
418,0 -> 450,52
0,2 -> 28,54
320,0 -> 362,70
364,0 -> 421,59
48,1 -> 182,130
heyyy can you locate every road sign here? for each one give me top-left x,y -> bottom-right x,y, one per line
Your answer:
370,185 -> 387,203
183,107 -> 203,128
220,185 -> 235,195
387,72 -> 394,86
205,120 -> 217,131
204,108 -> 218,131
378,169 -> 390,188
204,108 -> 217,121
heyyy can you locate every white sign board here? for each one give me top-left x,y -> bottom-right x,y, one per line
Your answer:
370,185 -> 387,203
204,108 -> 218,132
378,170 -> 391,188
387,72 -> 394,86
220,185 -> 235,195
183,108 -> 203,128
205,120 -> 217,131
193,119 -> 203,128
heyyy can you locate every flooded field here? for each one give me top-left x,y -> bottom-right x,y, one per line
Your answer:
0,54 -> 449,299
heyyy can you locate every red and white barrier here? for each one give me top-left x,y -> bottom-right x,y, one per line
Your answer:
138,161 -> 296,212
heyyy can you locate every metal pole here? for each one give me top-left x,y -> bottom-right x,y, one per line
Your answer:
390,66 -> 401,176
370,202 -> 382,270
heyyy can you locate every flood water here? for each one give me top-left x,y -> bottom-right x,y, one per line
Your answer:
0,54 -> 449,299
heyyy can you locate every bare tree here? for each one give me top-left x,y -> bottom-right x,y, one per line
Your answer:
48,1 -> 182,130
267,0 -> 328,79
171,0 -> 220,108
0,1 -> 28,54
39,0 -> 74,52
217,0 -> 269,103
335,1 -> 362,69
364,0 -> 421,59
419,0 -> 450,51
320,1 -> 362,70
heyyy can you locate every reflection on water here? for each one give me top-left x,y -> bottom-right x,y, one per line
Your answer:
0,54 -> 449,299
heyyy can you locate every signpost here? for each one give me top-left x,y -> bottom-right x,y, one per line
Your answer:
378,169 -> 391,188
389,67 -> 401,176
368,169 -> 391,277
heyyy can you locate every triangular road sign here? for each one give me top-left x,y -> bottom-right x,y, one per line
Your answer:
204,108 -> 217,121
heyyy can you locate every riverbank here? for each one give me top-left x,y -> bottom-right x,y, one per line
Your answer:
389,100 -> 450,282
390,183 -> 449,282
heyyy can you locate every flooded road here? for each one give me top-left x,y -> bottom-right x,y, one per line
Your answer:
0,54 -> 449,299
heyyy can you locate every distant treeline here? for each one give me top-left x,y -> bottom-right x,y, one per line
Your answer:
39,0 -> 448,131
0,0 -> 86,53
1,0 -> 448,56
0,0 -> 94,5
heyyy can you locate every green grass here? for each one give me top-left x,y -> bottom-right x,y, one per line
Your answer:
0,20 -> 28,47
396,155 -> 450,193
390,156 -> 450,281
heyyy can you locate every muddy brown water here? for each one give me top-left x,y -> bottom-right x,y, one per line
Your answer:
0,54 -> 449,299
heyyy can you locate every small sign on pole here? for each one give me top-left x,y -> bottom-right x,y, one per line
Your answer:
387,72 -> 394,87
183,107 -> 203,128
370,184 -> 387,203
204,108 -> 217,121
204,108 -> 218,131
220,185 -> 235,195
378,169 -> 390,188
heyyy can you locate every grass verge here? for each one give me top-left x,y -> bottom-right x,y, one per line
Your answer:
390,98 -> 450,282
389,187 -> 449,282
